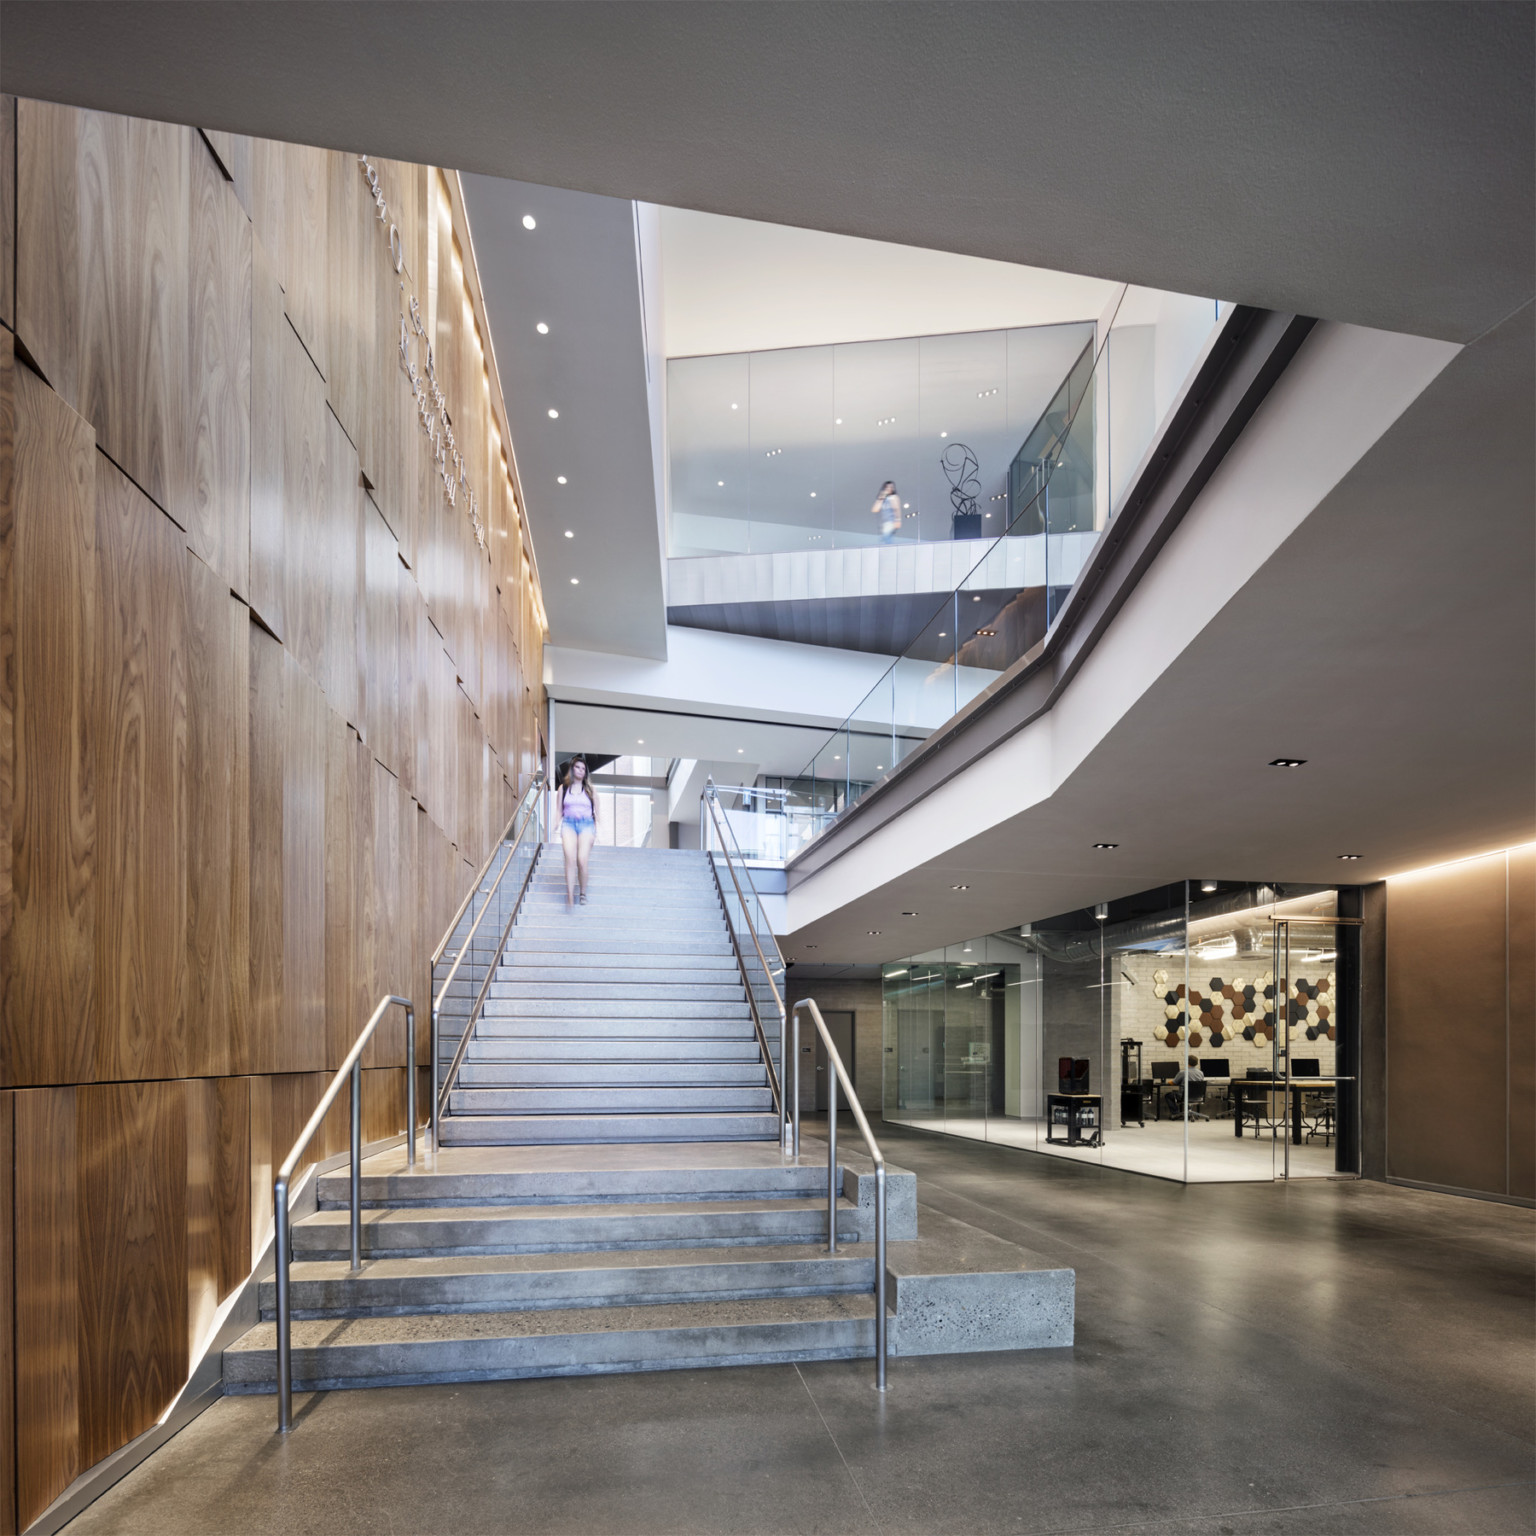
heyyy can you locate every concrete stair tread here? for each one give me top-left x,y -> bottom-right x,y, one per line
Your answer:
229,1292 -> 875,1352
302,1197 -> 848,1227
275,1244 -> 870,1280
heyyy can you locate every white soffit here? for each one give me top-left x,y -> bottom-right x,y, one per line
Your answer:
658,206 -> 1121,358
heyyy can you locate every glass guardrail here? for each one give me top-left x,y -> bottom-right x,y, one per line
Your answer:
784,286 -> 1234,847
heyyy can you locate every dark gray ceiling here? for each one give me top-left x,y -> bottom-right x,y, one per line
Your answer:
3,3 -> 1530,343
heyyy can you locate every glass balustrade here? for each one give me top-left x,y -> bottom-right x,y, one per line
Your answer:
786,287 -> 1233,849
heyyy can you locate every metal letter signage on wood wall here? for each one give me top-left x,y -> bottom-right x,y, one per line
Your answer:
359,154 -> 488,553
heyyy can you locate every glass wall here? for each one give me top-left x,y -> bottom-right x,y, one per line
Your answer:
669,323 -> 1096,556
881,884 -> 1354,1183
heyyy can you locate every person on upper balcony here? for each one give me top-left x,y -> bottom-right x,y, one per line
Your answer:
872,481 -> 903,544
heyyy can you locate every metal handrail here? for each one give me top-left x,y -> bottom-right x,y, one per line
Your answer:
701,825 -> 784,1121
429,781 -> 544,1150
428,774 -> 543,971
272,992 -> 416,1432
435,798 -> 546,1130
702,781 -> 791,1150
790,998 -> 888,1391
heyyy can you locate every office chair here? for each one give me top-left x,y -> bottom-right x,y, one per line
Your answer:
1168,1077 -> 1209,1121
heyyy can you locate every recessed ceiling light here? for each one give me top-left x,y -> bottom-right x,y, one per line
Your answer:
876,765 -> 884,771
902,911 -> 918,917
737,748 -> 744,753
835,417 -> 842,424
952,884 -> 969,891
833,755 -> 841,761
868,930 -> 881,936
972,595 -> 981,602
717,480 -> 725,487
1338,853 -> 1362,860
902,502 -> 909,509
547,408 -> 559,419
805,944 -> 818,950
1200,880 -> 1218,893
976,629 -> 997,637
730,402 -> 739,410
1093,842 -> 1119,850
570,577 -> 579,585
810,492 -> 817,498
938,631 -> 947,637
535,322 -> 549,335
563,530 -> 574,538
557,475 -> 567,485
522,214 -> 537,230
940,431 -> 948,438
1269,758 -> 1307,768
637,740 -> 644,745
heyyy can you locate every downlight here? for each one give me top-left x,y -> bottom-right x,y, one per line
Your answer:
1269,758 -> 1307,768
522,214 -> 537,230
1093,843 -> 1119,850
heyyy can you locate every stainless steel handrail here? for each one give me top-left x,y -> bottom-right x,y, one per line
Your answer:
702,781 -> 791,1151
272,992 -> 415,1432
701,824 -> 784,1121
428,774 -> 543,971
429,781 -> 544,1150
435,797 -> 546,1129
790,998 -> 888,1391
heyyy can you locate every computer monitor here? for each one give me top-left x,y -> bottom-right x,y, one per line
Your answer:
1201,1058 -> 1230,1078
1291,1058 -> 1321,1077
1151,1062 -> 1177,1081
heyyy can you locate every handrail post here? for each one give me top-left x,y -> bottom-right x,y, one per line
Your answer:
781,1003 -> 791,1155
875,1162 -> 887,1390
405,1004 -> 416,1168
827,1058 -> 838,1254
791,1009 -> 801,1158
349,1062 -> 362,1271
430,997 -> 441,1154
274,1175 -> 292,1431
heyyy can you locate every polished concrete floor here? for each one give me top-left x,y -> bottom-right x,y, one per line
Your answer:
65,1121 -> 1535,1535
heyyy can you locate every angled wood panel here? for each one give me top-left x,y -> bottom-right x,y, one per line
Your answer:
248,1073 -> 273,1261
364,496 -> 401,776
215,1075 -> 253,1295
13,99 -> 79,401
246,620 -> 284,1075
3,358 -> 97,1087
248,230 -> 285,640
184,1076 -> 219,1364
324,712 -> 371,1070
0,95 -> 14,334
199,129 -> 252,218
281,318 -> 327,695
186,560 -> 249,1078
14,1086 -> 79,1531
282,654 -> 327,1072
185,140 -> 251,599
280,143 -> 329,382
320,405 -> 363,729
0,1091 -> 15,1536
92,454 -> 188,1082
76,1079 -> 187,1468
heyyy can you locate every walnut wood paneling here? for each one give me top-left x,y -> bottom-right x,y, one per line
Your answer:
248,230 -> 285,640
215,1075 -> 253,1294
0,334 -> 13,1086
186,559 -> 250,1077
248,1072 -> 273,1259
247,620 -> 285,1074
364,497 -> 401,774
14,1087 -> 79,1531
325,713 -> 371,1069
0,95 -> 15,333
77,1080 -> 187,1468
184,1076 -> 218,1363
1509,845 -> 1534,1201
283,654 -> 327,1072
281,316 -> 327,692
1387,852 -> 1511,1195
320,405 -> 364,730
93,454 -> 189,1082
0,1091 -> 15,1536
324,149 -> 374,465
186,138 -> 251,600
199,129 -> 251,218
3,356 -> 96,1087
280,143 -> 329,383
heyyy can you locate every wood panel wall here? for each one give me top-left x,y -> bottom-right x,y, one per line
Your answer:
0,96 -> 546,1533
1385,846 -> 1535,1203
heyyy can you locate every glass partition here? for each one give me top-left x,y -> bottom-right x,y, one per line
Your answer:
791,289 -> 1232,851
882,884 -> 1352,1183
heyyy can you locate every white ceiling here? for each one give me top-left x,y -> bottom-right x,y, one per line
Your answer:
657,207 -> 1118,358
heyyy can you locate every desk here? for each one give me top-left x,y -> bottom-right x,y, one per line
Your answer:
1231,1078 -> 1351,1143
1046,1092 -> 1102,1147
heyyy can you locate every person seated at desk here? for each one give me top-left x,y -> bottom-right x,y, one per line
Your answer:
1167,1056 -> 1207,1118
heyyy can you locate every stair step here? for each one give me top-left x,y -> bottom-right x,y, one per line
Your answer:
494,966 -> 741,985
291,1198 -> 857,1258
486,983 -> 746,1002
466,1039 -> 764,1063
259,1246 -> 873,1318
457,1063 -> 767,1087
502,951 -> 740,970
505,940 -> 735,957
449,1087 -> 776,1114
481,999 -> 751,1020
440,1112 -> 781,1145
223,1294 -> 875,1391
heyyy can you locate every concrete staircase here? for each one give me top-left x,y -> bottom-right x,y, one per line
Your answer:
223,844 -> 1074,1397
441,847 -> 779,1147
